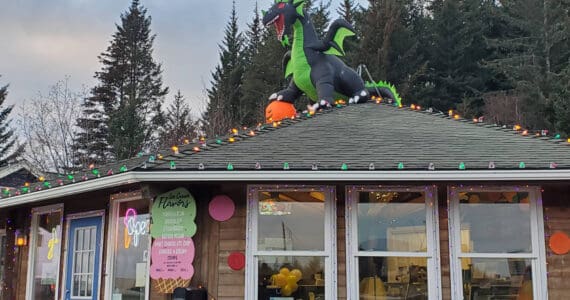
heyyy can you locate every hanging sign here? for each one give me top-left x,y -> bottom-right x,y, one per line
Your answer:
150,187 -> 197,288
151,187 -> 197,238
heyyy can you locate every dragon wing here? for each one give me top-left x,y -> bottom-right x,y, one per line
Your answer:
323,19 -> 355,56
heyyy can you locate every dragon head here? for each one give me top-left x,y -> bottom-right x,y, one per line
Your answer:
262,0 -> 305,46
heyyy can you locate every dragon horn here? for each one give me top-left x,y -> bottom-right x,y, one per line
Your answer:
293,0 -> 305,6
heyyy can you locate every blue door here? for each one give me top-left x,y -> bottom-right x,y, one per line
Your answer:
64,215 -> 103,300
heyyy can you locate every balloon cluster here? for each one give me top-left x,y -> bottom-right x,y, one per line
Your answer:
272,267 -> 303,296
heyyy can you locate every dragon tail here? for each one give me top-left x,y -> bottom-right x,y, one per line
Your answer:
365,80 -> 402,107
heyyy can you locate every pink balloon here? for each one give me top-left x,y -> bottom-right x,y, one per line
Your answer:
209,195 -> 235,221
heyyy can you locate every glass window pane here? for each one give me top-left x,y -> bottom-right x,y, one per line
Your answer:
76,228 -> 83,251
86,275 -> 93,296
357,191 -> 427,252
257,191 -> 325,251
83,228 -> 90,251
462,258 -> 533,299
358,257 -> 428,299
111,199 -> 149,298
459,191 -> 532,253
32,210 -> 62,300
258,256 -> 325,300
73,275 -> 80,296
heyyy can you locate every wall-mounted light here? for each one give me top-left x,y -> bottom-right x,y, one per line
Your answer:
15,229 -> 27,247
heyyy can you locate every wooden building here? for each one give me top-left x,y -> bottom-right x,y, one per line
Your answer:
0,101 -> 569,300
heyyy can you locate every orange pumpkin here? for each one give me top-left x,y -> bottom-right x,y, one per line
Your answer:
265,101 -> 296,123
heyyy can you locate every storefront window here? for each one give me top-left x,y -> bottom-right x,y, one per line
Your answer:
247,186 -> 336,300
347,186 -> 439,300
26,204 -> 63,300
449,187 -> 546,300
109,198 -> 150,300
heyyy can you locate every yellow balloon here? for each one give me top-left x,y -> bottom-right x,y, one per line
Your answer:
290,269 -> 303,281
289,282 -> 299,292
286,275 -> 298,285
279,267 -> 290,276
275,273 -> 287,287
281,284 -> 293,296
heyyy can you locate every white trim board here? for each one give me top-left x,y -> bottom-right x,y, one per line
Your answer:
2,169 -> 570,208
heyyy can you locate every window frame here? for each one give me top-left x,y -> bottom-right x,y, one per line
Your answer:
25,203 -> 64,300
448,185 -> 548,299
345,185 -> 441,299
245,185 -> 337,299
104,194 -> 151,300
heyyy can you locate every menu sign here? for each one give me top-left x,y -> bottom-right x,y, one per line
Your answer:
151,187 -> 197,238
150,188 -> 197,281
150,237 -> 195,279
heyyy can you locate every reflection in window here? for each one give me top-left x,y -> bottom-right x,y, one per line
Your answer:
30,207 -> 63,300
359,257 -> 428,300
258,256 -> 325,300
258,191 -> 325,251
111,199 -> 150,300
249,187 -> 335,299
357,192 -> 427,252
462,258 -> 533,300
459,191 -> 532,253
450,187 -> 543,300
349,188 -> 438,300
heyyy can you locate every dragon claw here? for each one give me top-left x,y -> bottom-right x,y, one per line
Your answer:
269,93 -> 278,100
277,95 -> 284,101
349,97 -> 355,104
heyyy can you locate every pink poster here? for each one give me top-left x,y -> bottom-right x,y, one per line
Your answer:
150,237 -> 195,279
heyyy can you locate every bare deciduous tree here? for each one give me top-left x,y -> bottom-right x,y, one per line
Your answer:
17,77 -> 86,173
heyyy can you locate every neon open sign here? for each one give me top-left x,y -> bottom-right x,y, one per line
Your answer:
124,208 -> 148,249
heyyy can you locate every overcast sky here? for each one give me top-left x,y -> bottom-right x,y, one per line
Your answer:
0,0 -> 367,115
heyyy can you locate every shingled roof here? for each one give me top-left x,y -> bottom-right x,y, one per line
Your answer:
2,101 -> 570,204
143,101 -> 570,171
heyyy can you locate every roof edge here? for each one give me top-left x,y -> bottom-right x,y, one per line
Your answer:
2,169 -> 570,209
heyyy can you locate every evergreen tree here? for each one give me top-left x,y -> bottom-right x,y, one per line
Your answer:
202,1 -> 245,136
484,0 -> 569,129
354,0 -> 426,102
74,0 -> 168,163
241,28 -> 289,125
310,0 -> 332,39
337,0 -> 357,25
0,78 -> 21,166
159,90 -> 198,146
73,86 -> 110,167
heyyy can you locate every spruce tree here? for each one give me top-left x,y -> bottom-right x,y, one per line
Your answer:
74,0 -> 168,163
484,0 -> 569,129
337,0 -> 357,25
202,1 -> 245,136
310,0 -> 332,39
241,27 -> 289,125
0,78 -> 21,166
159,90 -> 198,147
354,0 -> 426,102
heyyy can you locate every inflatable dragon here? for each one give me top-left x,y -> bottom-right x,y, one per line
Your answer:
263,0 -> 388,112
